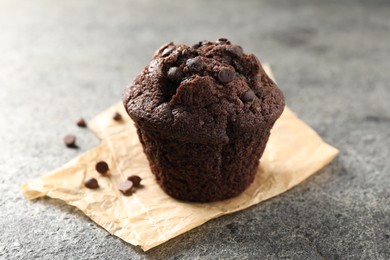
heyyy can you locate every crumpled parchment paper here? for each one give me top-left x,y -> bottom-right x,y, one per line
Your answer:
21,65 -> 339,251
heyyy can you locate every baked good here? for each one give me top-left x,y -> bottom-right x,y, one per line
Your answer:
122,39 -> 284,202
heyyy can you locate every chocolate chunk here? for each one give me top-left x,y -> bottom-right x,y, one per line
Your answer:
127,175 -> 142,187
64,134 -> 76,148
162,47 -> 174,57
84,177 -> 99,189
113,112 -> 122,121
95,161 -> 109,174
118,180 -> 134,195
167,67 -> 184,82
229,45 -> 244,57
76,118 -> 87,128
241,89 -> 256,102
186,57 -> 204,72
218,68 -> 234,83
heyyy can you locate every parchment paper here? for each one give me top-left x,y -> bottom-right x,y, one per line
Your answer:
21,65 -> 339,251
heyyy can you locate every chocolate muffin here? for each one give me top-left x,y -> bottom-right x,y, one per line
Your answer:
123,39 -> 284,202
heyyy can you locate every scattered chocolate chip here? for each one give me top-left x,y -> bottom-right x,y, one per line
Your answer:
84,177 -> 99,189
162,47 -> 174,57
186,57 -> 203,72
64,134 -> 76,148
229,45 -> 244,57
95,161 -> 109,174
167,67 -> 184,82
76,118 -> 87,128
218,68 -> 234,83
127,175 -> 142,187
113,112 -> 122,121
241,89 -> 256,102
118,180 -> 134,195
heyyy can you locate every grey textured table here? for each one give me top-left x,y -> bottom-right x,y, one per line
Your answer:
1,0 -> 389,259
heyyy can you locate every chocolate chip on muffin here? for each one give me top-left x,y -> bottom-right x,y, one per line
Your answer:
186,57 -> 204,72
216,38 -> 231,44
167,67 -> 184,82
162,47 -> 174,57
241,89 -> 256,102
218,68 -> 234,83
228,45 -> 244,57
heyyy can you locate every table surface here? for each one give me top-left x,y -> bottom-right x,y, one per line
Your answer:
1,0 -> 389,259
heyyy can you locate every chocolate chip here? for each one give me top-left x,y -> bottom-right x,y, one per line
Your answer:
127,175 -> 142,187
158,42 -> 173,53
76,118 -> 87,128
218,68 -> 234,83
118,180 -> 134,195
84,177 -> 99,189
167,67 -> 184,82
162,47 -> 174,57
95,161 -> 109,174
64,134 -> 76,148
113,112 -> 122,121
192,41 -> 202,48
217,38 -> 231,44
229,45 -> 244,56
186,57 -> 203,72
241,89 -> 256,102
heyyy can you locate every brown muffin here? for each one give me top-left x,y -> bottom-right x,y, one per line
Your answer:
123,39 -> 284,202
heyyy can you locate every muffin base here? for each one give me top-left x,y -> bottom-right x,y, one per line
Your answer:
136,125 -> 272,202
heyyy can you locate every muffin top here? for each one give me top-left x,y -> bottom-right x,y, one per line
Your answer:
123,39 -> 284,143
